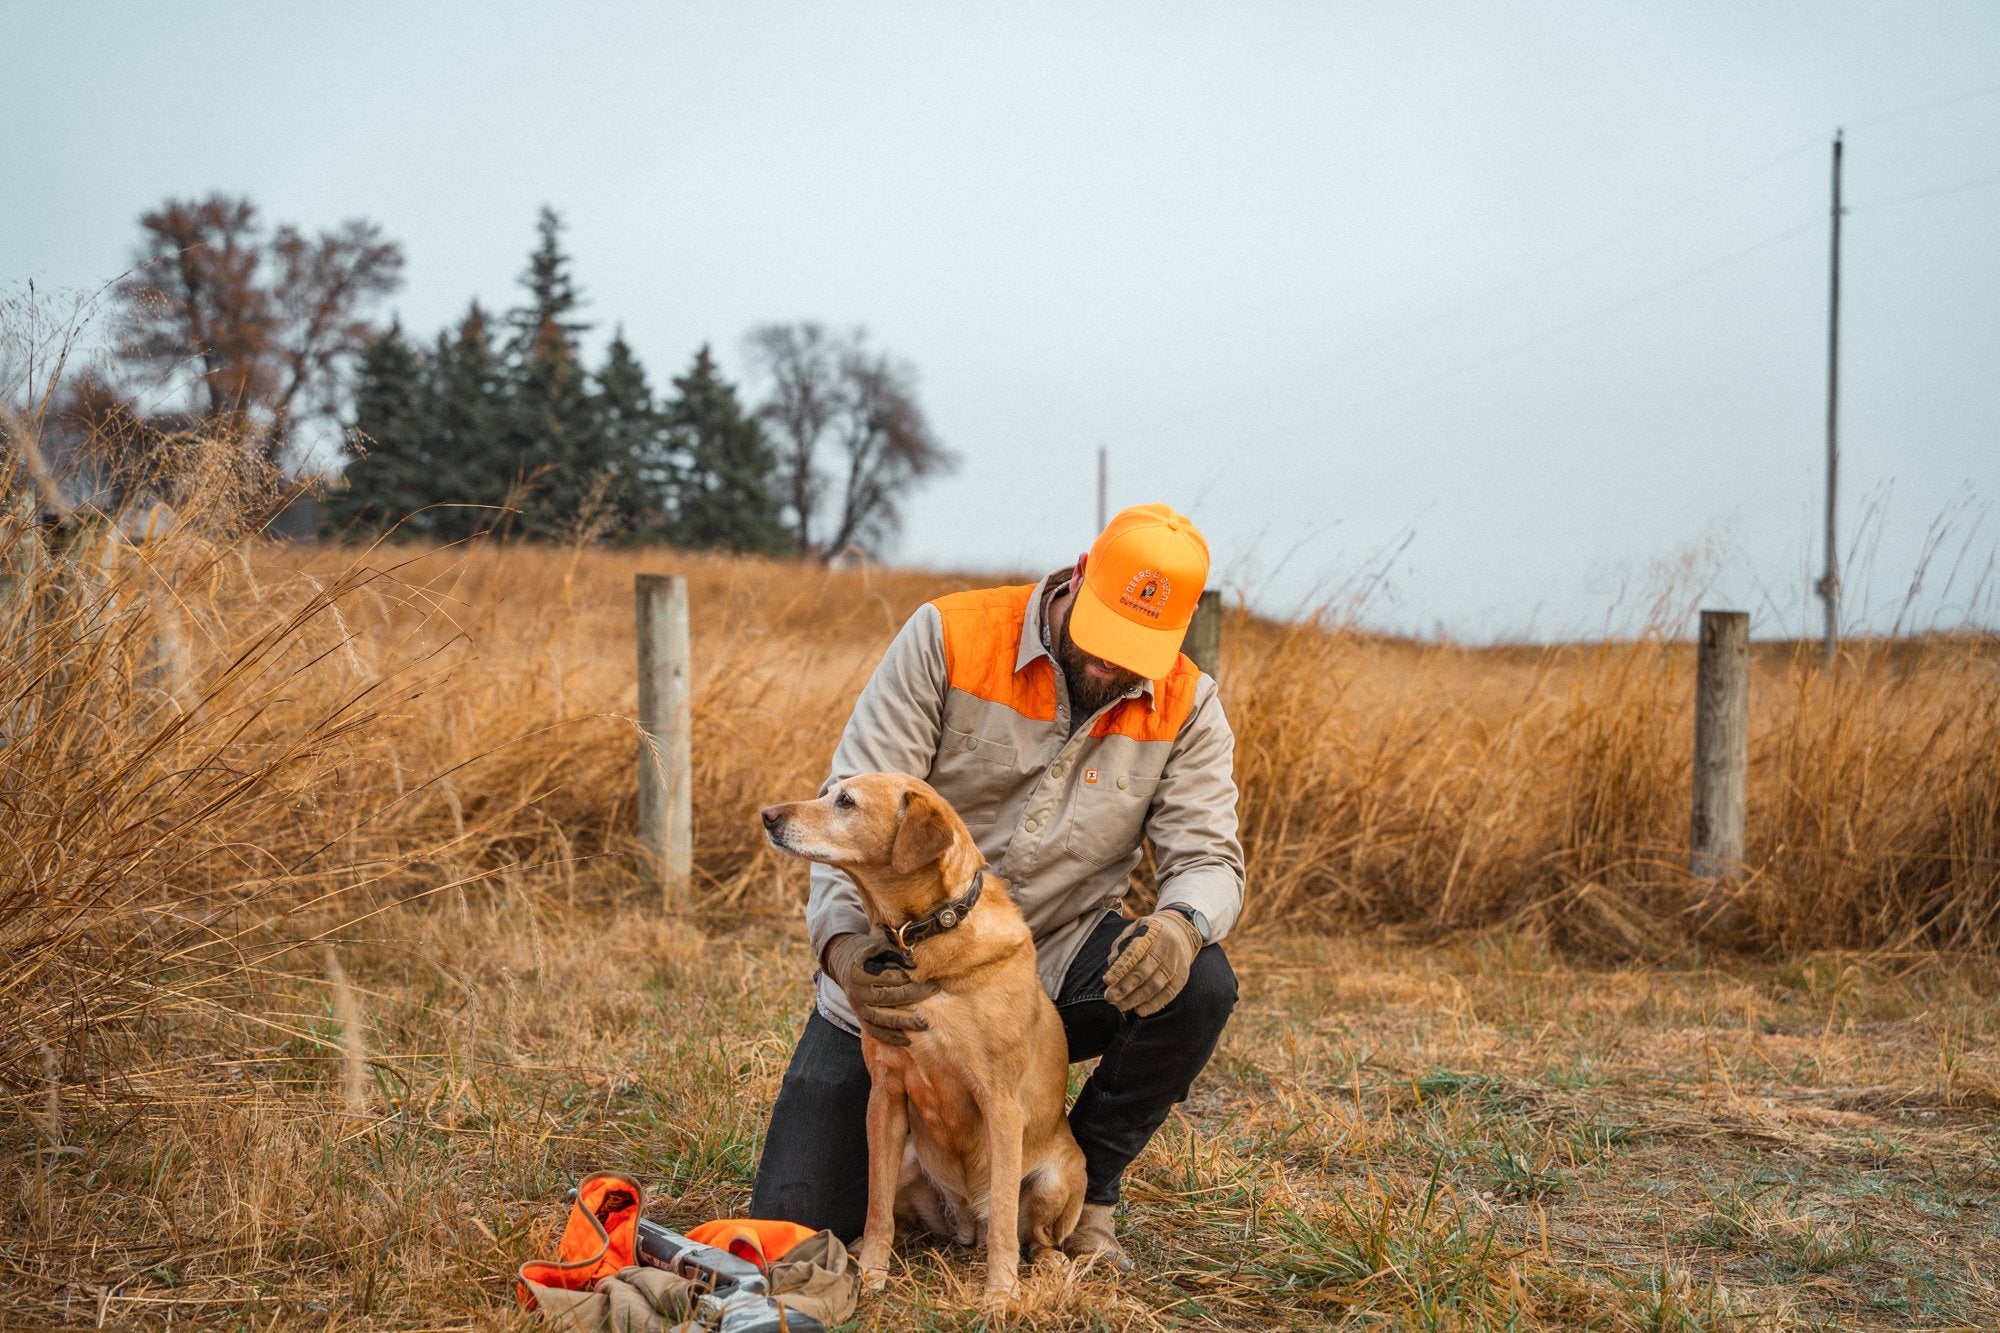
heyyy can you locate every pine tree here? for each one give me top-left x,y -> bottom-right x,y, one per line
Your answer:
664,346 -> 787,554
591,329 -> 668,540
322,326 -> 435,536
428,302 -> 508,540
501,206 -> 609,540
511,205 -> 589,351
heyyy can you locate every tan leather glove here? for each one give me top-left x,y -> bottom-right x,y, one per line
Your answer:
824,931 -> 938,1046
1102,909 -> 1204,1017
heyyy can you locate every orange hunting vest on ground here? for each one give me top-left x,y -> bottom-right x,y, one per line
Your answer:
515,1172 -> 818,1309
516,1172 -> 644,1305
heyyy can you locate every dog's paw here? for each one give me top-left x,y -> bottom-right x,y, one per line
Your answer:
857,1238 -> 892,1293
983,1271 -> 1021,1304
1029,1244 -> 1071,1271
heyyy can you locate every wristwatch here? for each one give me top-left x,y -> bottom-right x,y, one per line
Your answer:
1163,903 -> 1211,945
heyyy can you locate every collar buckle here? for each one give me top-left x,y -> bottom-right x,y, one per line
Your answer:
887,868 -> 984,953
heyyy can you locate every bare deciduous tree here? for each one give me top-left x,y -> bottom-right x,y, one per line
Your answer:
745,322 -> 955,559
116,196 -> 268,418
267,219 -> 404,438
113,194 -> 403,465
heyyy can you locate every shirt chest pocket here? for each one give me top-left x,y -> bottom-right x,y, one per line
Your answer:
930,726 -> 1021,829
1064,773 -> 1159,867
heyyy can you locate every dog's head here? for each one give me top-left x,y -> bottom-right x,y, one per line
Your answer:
760,773 -> 977,918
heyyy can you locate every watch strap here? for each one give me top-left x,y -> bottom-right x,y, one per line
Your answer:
1163,903 -> 1211,945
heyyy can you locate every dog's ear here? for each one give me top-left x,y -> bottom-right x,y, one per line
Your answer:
891,787 -> 956,873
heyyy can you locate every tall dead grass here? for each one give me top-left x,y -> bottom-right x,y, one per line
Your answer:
4,417 -> 1996,1101
266,537 -> 1995,961
2,425 -> 429,1098
1226,607 -> 1998,954
0,423 -> 979,1101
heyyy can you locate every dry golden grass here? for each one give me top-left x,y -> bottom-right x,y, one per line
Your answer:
3,436 -> 1998,1329
11,901 -> 2000,1329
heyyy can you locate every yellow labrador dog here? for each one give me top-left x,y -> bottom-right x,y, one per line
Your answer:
762,772 -> 1085,1298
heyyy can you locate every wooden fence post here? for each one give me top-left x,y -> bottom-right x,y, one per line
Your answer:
636,573 -> 691,909
1690,610 -> 1749,885
1185,589 -> 1223,679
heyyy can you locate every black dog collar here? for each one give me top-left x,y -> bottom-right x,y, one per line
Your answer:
888,867 -> 985,953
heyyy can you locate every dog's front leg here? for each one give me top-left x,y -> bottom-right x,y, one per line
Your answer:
857,1075 -> 909,1290
979,1091 -> 1024,1300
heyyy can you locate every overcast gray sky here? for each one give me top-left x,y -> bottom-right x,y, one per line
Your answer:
6,2 -> 1996,639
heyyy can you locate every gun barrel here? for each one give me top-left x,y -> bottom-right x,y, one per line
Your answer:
633,1217 -> 770,1296
598,1211 -> 826,1332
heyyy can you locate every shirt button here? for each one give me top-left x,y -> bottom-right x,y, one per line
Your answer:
1024,818 -> 1039,832
964,736 -> 978,752
1117,776 -> 1129,790
1050,764 -> 1064,778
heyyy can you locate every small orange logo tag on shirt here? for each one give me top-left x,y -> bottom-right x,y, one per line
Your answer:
1084,768 -> 1100,784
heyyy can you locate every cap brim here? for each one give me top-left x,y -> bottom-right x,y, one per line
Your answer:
1068,577 -> 1184,680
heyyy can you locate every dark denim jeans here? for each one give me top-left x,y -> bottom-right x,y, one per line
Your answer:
747,911 -> 1238,1239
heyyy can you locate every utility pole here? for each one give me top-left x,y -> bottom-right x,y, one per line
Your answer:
1817,130 -> 1844,670
1096,446 -> 1107,531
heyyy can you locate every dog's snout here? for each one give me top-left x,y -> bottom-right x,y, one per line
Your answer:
760,806 -> 785,830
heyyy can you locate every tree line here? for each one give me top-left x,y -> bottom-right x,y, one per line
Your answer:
54,194 -> 954,558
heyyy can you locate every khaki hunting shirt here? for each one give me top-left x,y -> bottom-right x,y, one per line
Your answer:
807,572 -> 1245,1034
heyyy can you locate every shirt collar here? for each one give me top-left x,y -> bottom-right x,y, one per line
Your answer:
1019,572 -> 1159,710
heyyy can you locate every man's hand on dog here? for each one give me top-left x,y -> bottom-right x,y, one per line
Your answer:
1103,908 -> 1204,1017
825,931 -> 938,1045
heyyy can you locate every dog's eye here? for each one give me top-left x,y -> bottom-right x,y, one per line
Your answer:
834,790 -> 856,810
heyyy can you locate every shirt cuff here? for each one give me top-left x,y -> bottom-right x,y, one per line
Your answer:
807,904 -> 877,967
1156,869 -> 1241,943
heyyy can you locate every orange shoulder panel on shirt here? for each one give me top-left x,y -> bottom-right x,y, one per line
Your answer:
931,584 -> 1057,721
1091,654 -> 1201,742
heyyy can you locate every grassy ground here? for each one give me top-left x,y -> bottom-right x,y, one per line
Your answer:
10,890 -> 1999,1329
4,455 -> 1997,1328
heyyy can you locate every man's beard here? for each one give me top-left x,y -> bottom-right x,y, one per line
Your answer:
1055,603 -> 1146,718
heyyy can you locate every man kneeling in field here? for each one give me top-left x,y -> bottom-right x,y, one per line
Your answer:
750,504 -> 1244,1270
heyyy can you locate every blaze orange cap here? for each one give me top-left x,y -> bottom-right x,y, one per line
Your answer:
1068,503 -> 1210,680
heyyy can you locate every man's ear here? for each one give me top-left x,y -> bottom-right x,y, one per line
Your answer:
892,788 -> 956,873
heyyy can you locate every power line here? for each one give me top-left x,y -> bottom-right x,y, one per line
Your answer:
1172,213 -> 1825,502
1112,160 -> 1988,452
1850,170 -> 2000,212
1847,79 -> 2000,130
1303,218 -> 1822,422
1090,78 -> 2000,457
1346,159 -> 2000,402
1089,138 -> 1818,451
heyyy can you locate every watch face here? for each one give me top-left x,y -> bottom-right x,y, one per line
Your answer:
1170,905 -> 1210,944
